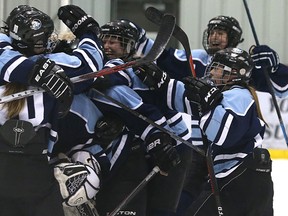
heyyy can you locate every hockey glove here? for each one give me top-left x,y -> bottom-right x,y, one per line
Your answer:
134,62 -> 170,91
146,132 -> 181,174
57,5 -> 100,38
28,58 -> 73,118
250,45 -> 280,73
90,75 -> 113,91
94,113 -> 125,149
54,151 -> 101,207
183,76 -> 223,114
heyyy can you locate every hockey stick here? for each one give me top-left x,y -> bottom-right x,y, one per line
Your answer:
0,14 -> 176,104
92,88 -> 205,156
243,0 -> 288,145
145,7 -> 197,77
145,7 -> 225,215
108,166 -> 160,216
206,145 -> 224,216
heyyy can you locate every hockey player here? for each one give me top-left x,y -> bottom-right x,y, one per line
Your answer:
90,114 -> 150,216
98,19 -> 195,216
49,93 -> 107,216
0,4 -> 104,216
182,48 -> 273,216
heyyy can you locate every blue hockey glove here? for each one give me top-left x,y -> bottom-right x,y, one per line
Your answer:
250,45 -> 280,73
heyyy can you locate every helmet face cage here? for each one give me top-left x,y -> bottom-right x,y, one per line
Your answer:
46,31 -> 58,53
202,16 -> 243,54
100,33 -> 135,57
7,5 -> 55,54
100,19 -> 139,59
204,48 -> 253,88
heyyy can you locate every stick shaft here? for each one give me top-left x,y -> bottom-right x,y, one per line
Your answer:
108,166 -> 160,216
243,0 -> 260,46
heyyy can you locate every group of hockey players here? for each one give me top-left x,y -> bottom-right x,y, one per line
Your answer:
0,3 -> 286,216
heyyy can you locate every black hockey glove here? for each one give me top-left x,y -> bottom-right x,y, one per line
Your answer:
146,132 -> 181,174
183,76 -> 223,114
58,5 -> 100,38
28,58 -> 73,118
90,75 -> 113,91
94,114 -> 125,149
134,62 -> 170,91
250,45 -> 280,73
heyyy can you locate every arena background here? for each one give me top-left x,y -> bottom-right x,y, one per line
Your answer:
0,0 -> 287,157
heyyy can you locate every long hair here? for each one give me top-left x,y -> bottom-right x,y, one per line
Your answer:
2,83 -> 26,119
247,85 -> 267,126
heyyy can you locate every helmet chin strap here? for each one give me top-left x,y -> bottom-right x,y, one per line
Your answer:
217,83 -> 234,92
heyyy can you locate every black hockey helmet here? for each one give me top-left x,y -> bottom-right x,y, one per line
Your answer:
6,5 -> 55,55
204,47 -> 254,88
100,19 -> 140,59
202,15 -> 243,54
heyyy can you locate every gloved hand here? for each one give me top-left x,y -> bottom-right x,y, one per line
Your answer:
250,45 -> 280,73
28,58 -> 73,118
94,113 -> 125,149
183,76 -> 223,114
58,5 -> 100,38
134,62 -> 170,91
54,151 -> 101,207
146,132 -> 181,174
90,75 -> 112,91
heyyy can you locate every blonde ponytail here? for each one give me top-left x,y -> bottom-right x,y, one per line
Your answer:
248,85 -> 268,126
2,83 -> 26,119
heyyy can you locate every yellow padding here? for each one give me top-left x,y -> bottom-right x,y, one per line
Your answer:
268,149 -> 288,159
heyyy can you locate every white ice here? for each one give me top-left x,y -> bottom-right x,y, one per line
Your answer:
272,159 -> 287,216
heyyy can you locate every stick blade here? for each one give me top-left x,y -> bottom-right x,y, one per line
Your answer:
139,14 -> 175,65
145,6 -> 196,77
145,6 -> 163,25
